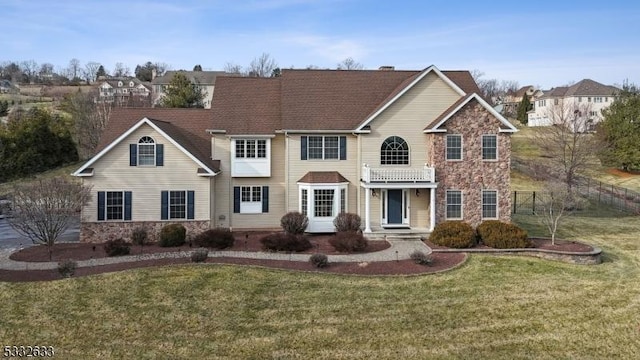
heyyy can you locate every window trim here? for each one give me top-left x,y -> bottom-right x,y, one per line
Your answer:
106,191 -> 124,221
234,139 -> 268,159
168,190 -> 187,220
445,189 -> 463,220
307,135 -> 340,160
446,134 -> 463,161
380,136 -> 410,166
240,185 -> 263,214
137,136 -> 156,166
481,189 -> 498,220
298,183 -> 348,220
481,134 -> 498,161
98,191 -> 131,221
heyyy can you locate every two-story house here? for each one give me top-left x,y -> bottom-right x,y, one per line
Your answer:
528,79 -> 619,130
151,70 -> 227,109
74,66 -> 517,242
97,77 -> 152,106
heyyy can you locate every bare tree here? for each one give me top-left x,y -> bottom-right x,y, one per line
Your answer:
20,60 -> 38,83
248,53 -> 278,77
39,63 -> 54,82
224,62 -> 243,75
83,61 -> 101,83
8,177 -> 91,260
113,62 -> 130,77
536,181 -> 584,244
337,57 -> 364,70
533,100 -> 602,198
153,62 -> 170,76
61,89 -> 112,158
68,58 -> 81,80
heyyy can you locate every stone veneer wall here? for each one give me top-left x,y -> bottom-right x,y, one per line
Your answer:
429,99 -> 512,227
80,221 -> 210,243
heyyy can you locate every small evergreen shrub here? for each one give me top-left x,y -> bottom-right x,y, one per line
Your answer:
329,231 -> 368,253
193,228 -> 235,249
333,212 -> 361,232
280,212 -> 308,234
410,250 -> 433,266
429,221 -> 476,248
159,224 -> 186,247
190,248 -> 209,263
309,253 -> 329,268
58,259 -> 77,278
103,238 -> 131,257
131,227 -> 148,245
260,233 -> 312,252
477,220 -> 532,249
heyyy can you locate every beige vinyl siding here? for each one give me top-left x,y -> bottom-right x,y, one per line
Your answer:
287,134 -> 358,213
82,125 -> 212,222
212,134 -> 231,228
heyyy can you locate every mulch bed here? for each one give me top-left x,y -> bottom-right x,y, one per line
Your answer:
424,238 -> 594,252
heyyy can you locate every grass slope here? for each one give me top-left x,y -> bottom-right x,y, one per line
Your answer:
1,209 -> 639,359
0,162 -> 82,197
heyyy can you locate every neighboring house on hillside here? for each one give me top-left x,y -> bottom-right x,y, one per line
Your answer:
0,80 -> 15,93
528,79 -> 619,130
501,85 -> 542,117
151,70 -> 227,109
73,66 -> 517,242
97,77 -> 152,107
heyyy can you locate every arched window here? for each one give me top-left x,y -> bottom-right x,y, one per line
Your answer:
138,136 -> 155,166
380,136 -> 409,165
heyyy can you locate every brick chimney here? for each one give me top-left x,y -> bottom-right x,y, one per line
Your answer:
378,66 -> 395,71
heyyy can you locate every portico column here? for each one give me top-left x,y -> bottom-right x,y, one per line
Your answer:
429,187 -> 436,232
364,187 -> 372,233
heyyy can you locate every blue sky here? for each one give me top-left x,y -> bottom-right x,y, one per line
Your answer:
2,0 -> 639,88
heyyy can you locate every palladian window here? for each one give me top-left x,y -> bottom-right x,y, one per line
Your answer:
380,136 -> 409,165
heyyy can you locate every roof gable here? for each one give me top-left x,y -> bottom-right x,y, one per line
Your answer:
424,93 -> 518,133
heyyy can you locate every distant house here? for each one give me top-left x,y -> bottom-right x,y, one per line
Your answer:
0,80 -> 15,94
73,66 -> 517,242
502,85 -> 542,117
97,77 -> 151,107
528,79 -> 619,130
151,71 -> 227,109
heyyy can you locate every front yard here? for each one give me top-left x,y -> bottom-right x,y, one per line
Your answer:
1,207 -> 639,358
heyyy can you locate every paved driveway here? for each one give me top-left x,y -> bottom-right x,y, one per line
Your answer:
0,217 -> 79,250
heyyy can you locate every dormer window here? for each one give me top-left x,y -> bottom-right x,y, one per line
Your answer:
138,136 -> 155,165
129,81 -> 134,87
118,81 -> 123,87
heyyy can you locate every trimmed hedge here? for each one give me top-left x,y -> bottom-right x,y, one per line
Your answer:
329,231 -> 368,253
429,221 -> 476,248
193,228 -> 235,249
280,212 -> 308,235
333,213 -> 361,232
103,238 -> 131,256
260,233 -> 312,252
159,224 -> 186,247
477,220 -> 532,249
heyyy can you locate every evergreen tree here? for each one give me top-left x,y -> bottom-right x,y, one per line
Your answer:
517,95 -> 531,125
96,65 -> 107,78
597,84 -> 640,171
193,64 -> 202,71
0,100 -> 8,116
159,72 -> 205,108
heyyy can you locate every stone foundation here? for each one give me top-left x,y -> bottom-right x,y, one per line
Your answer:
80,221 -> 211,243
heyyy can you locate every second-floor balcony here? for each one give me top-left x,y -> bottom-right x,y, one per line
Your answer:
361,164 -> 435,184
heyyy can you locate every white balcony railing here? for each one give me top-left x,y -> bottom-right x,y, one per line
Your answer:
361,164 -> 435,183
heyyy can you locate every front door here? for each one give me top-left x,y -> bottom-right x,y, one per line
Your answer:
387,189 -> 403,225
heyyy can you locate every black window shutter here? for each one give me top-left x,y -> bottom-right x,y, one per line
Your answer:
97,191 -> 105,221
161,191 -> 168,220
124,191 -> 132,220
339,136 -> 347,160
187,190 -> 195,219
156,144 -> 164,166
233,187 -> 240,213
301,136 -> 308,160
262,186 -> 269,213
129,144 -> 137,166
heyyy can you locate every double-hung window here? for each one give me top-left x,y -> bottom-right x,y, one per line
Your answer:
301,136 -> 346,160
235,139 -> 267,159
482,190 -> 498,219
130,136 -> 163,167
161,190 -> 194,220
446,134 -> 462,161
97,191 -> 132,221
233,186 -> 269,214
482,135 -> 497,160
446,190 -> 463,220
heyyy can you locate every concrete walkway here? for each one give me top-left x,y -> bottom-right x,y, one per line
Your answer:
0,239 -> 433,271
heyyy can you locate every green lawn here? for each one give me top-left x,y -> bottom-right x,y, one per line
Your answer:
2,208 -> 640,359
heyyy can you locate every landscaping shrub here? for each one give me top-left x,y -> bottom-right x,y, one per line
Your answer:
260,233 -> 312,252
193,228 -> 235,249
190,248 -> 209,263
131,227 -> 148,245
333,212 -> 361,232
57,259 -> 77,278
280,212 -> 308,234
477,220 -> 532,249
309,253 -> 329,268
429,221 -> 476,248
410,250 -> 433,266
159,224 -> 186,247
329,231 -> 368,253
103,238 -> 131,257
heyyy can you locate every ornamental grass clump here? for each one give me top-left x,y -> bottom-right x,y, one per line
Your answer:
429,221 -> 476,248
57,259 -> 77,278
309,253 -> 329,268
410,250 -> 433,266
